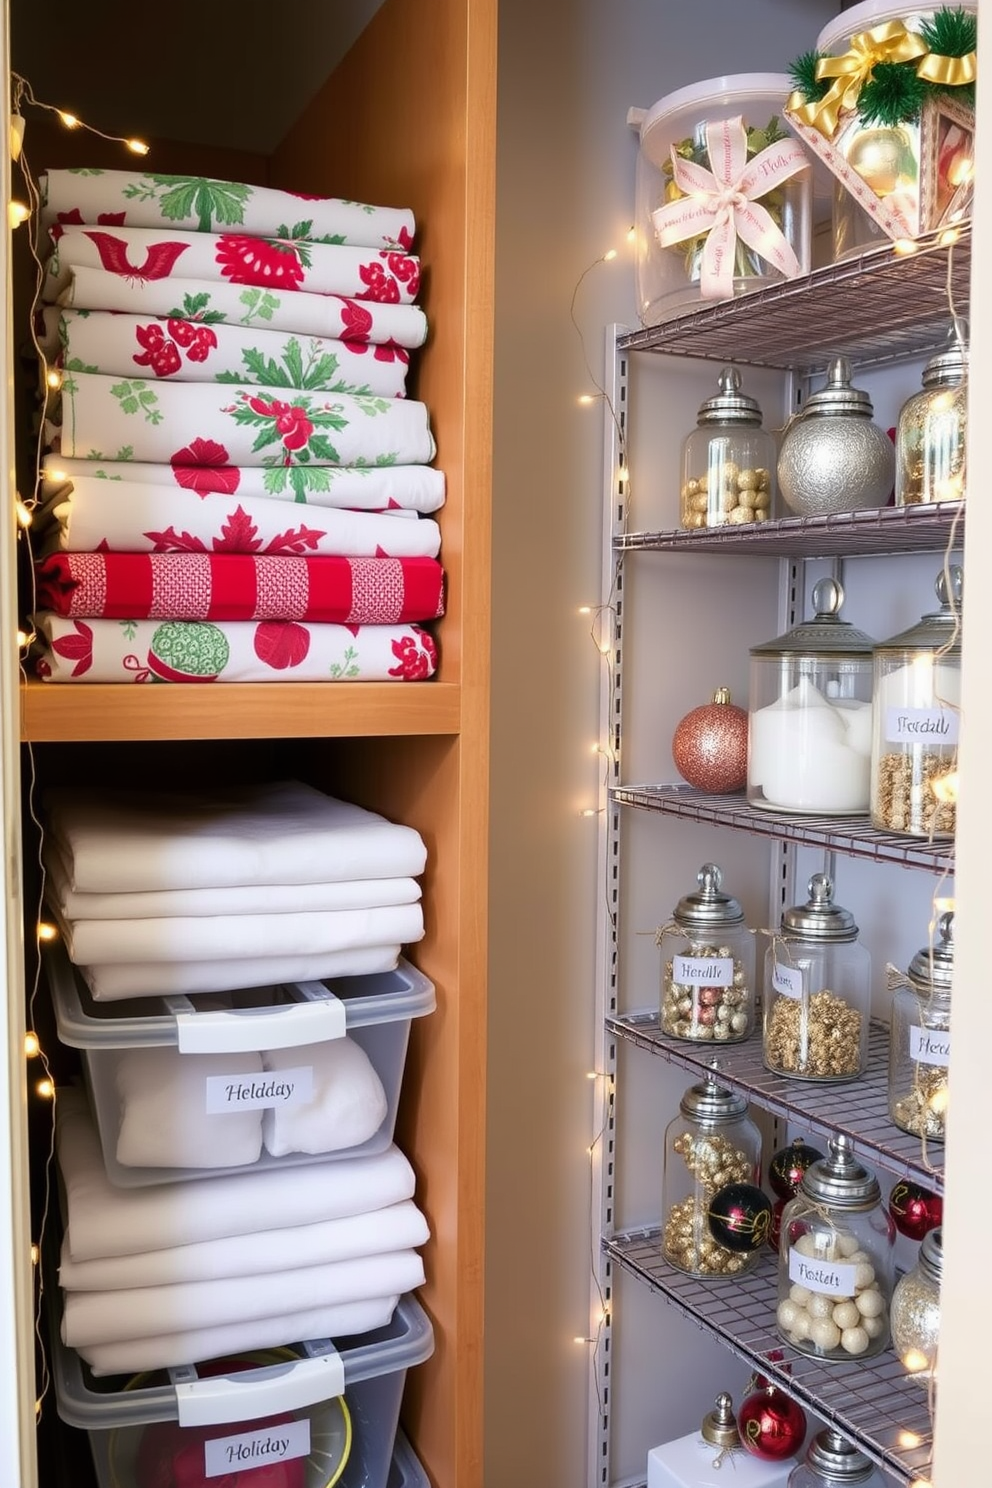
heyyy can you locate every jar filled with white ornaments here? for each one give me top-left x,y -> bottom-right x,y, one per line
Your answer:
889,909 -> 953,1140
870,565 -> 961,839
680,366 -> 777,529
777,1135 -> 895,1361
777,356 -> 895,516
658,862 -> 756,1044
748,577 -> 875,815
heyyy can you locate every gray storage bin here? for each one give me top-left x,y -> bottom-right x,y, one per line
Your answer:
388,1430 -> 430,1488
45,939 -> 435,1186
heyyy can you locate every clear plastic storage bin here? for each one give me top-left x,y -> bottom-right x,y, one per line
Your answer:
628,74 -> 812,326
45,939 -> 435,1187
46,1277 -> 434,1488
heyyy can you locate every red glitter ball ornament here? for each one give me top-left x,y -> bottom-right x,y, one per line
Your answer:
737,1384 -> 807,1461
672,687 -> 748,794
888,1178 -> 942,1242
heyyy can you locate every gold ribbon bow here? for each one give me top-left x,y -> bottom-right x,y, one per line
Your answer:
917,49 -> 977,89
787,20 -> 929,138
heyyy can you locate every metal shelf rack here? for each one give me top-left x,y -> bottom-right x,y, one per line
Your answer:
604,1238 -> 934,1487
609,1015 -> 943,1193
618,228 -> 969,373
612,785 -> 954,874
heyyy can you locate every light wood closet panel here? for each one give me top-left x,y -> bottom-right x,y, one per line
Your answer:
14,1 -> 496,1484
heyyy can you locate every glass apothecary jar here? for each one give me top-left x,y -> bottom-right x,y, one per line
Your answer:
628,74 -> 812,327
891,1227 -> 942,1386
788,1429 -> 886,1488
889,910 -> 953,1140
777,1135 -> 895,1360
870,566 -> 962,839
748,577 -> 875,815
895,331 -> 968,507
659,863 -> 755,1043
777,358 -> 895,518
663,1075 -> 762,1278
763,874 -> 871,1083
680,367 -> 776,529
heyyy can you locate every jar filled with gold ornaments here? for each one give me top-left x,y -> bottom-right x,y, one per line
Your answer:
663,1075 -> 762,1277
891,1226 -> 942,1387
680,366 -> 776,529
895,329 -> 967,507
870,566 -> 961,840
889,909 -> 953,1141
659,862 -> 755,1044
777,1135 -> 895,1361
763,874 -> 870,1083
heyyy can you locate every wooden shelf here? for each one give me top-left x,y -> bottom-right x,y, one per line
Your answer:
20,680 -> 461,742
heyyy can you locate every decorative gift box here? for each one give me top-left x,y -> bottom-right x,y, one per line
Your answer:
784,2 -> 977,252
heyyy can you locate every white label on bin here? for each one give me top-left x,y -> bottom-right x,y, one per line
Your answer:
884,706 -> 959,745
204,1418 -> 310,1478
910,1025 -> 951,1065
788,1247 -> 858,1297
672,955 -> 733,987
205,1066 -> 313,1114
772,963 -> 802,999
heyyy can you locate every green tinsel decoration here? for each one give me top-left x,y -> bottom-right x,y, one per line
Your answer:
919,7 -> 977,109
858,61 -> 929,126
788,50 -> 829,105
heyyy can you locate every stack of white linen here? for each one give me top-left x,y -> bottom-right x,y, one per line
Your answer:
55,1088 -> 429,1374
42,778 -> 428,1001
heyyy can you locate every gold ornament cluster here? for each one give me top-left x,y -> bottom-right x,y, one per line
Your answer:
874,751 -> 956,836
661,946 -> 750,1041
765,989 -> 863,1079
681,463 -> 773,529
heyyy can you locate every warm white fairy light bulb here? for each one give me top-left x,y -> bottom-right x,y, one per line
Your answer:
7,200 -> 30,229
35,1077 -> 54,1100
9,114 -> 24,160
46,369 -> 63,390
58,111 -> 80,129
36,922 -> 58,943
126,138 -> 150,155
23,1032 -> 40,1058
15,500 -> 34,528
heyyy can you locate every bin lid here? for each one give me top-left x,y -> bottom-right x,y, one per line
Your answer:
817,0 -> 978,57
628,73 -> 795,167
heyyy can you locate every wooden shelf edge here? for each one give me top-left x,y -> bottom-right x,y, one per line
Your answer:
19,680 -> 462,742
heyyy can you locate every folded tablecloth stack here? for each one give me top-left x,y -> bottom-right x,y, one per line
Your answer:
55,1087 -> 430,1374
31,168 -> 444,683
42,777 -> 428,999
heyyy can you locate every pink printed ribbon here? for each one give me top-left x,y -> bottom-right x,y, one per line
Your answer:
651,115 -> 809,300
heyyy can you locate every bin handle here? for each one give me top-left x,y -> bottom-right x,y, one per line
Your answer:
175,994 -> 345,1053
173,1351 -> 345,1427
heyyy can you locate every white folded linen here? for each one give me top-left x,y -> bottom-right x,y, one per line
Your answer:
59,1200 -> 429,1291
59,900 -> 424,965
115,1047 -> 263,1169
44,779 -> 428,892
82,1295 -> 400,1375
78,944 -> 403,1002
62,1248 -> 425,1347
41,474 -> 441,558
43,839 -> 420,920
59,265 -> 429,348
41,452 -> 447,514
57,1087 -> 416,1260
261,1040 -> 387,1158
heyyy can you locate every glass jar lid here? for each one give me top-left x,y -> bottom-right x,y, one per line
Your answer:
695,366 -> 763,427
679,1073 -> 748,1124
781,874 -> 858,943
918,1226 -> 943,1285
674,862 -> 745,929
750,577 -> 875,659
804,1428 -> 877,1484
922,325 -> 968,389
800,357 -> 874,419
799,1134 -> 881,1209
700,1392 -> 741,1450
907,910 -> 955,994
874,566 -> 963,656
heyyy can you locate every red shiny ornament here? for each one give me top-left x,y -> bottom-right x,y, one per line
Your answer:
888,1178 -> 943,1242
672,687 -> 748,794
737,1384 -> 807,1461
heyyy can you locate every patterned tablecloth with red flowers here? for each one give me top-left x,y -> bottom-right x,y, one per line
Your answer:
30,169 -> 445,683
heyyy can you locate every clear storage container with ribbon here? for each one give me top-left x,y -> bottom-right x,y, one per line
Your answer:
628,74 -> 812,326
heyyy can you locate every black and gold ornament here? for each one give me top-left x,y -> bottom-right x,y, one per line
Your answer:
708,1182 -> 774,1253
767,1139 -> 824,1200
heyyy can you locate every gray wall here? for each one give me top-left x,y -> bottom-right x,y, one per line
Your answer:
487,4 -> 839,1484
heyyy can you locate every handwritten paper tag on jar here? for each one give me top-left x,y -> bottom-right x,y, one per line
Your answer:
788,1248 -> 859,1297
204,1417 -> 311,1478
772,963 -> 802,999
205,1067 -> 313,1113
910,1026 -> 951,1065
673,954 -> 734,987
884,707 -> 959,745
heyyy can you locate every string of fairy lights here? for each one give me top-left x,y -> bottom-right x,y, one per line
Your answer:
570,215 -> 968,1478
8,72 -> 150,1420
